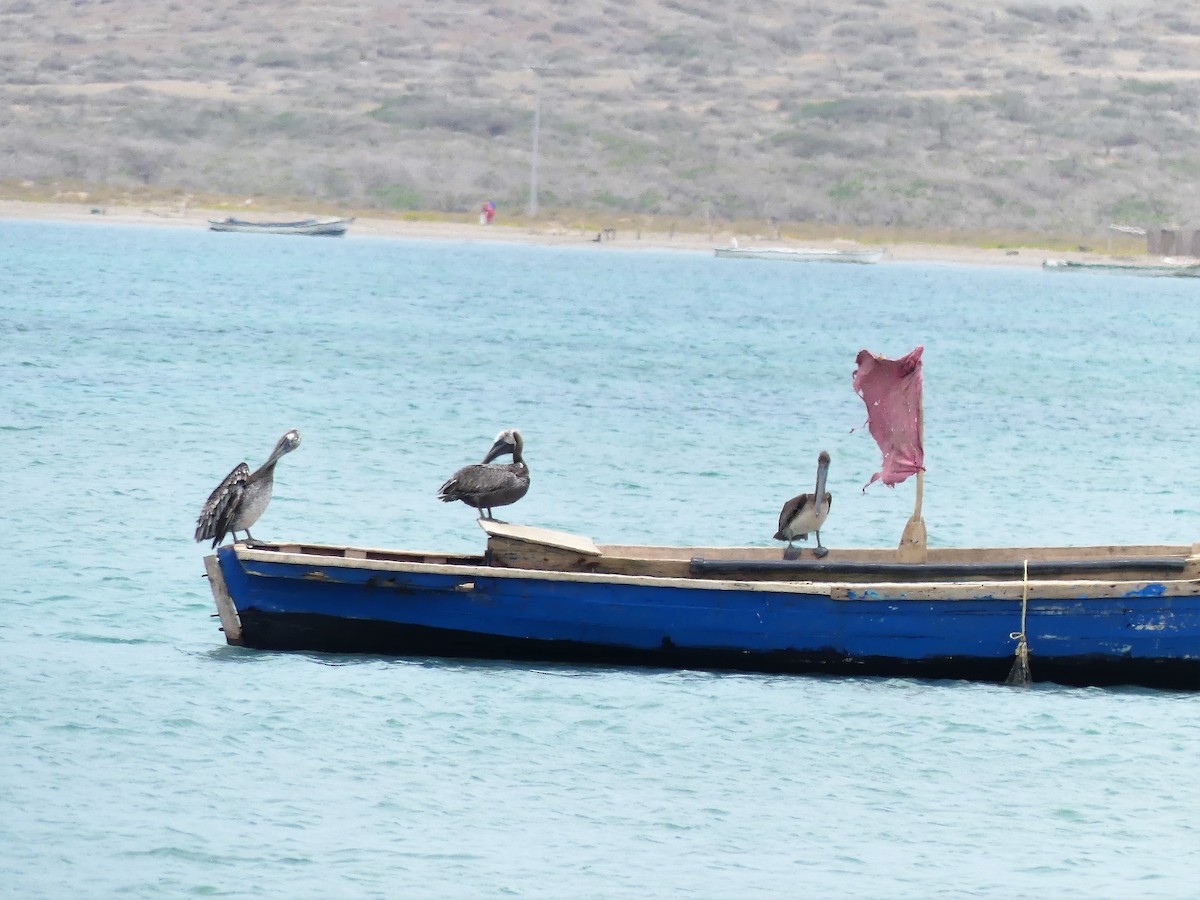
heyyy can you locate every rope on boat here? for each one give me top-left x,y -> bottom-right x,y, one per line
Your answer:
1005,559 -> 1033,686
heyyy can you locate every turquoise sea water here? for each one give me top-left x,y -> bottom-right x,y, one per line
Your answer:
2,219 -> 1199,898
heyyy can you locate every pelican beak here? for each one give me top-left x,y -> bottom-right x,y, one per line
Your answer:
482,438 -> 514,464
815,452 -> 830,501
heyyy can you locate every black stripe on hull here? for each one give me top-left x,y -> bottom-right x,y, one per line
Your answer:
690,556 -> 1188,578
232,609 -> 1200,691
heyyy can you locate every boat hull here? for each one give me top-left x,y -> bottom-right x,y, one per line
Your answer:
231,609 -> 1199,689
715,247 -> 884,263
208,217 -> 353,236
1042,258 -> 1200,277
208,543 -> 1200,690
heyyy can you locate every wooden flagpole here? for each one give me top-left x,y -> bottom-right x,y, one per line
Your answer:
897,391 -> 927,563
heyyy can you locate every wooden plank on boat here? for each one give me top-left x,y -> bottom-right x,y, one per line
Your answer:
479,520 -> 602,555
230,542 -> 1198,601
532,541 -> 1191,565
204,553 -> 243,646
482,521 -> 604,573
244,540 -> 482,566
1186,542 -> 1200,578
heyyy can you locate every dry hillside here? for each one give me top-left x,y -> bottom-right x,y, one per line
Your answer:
3,0 -> 1199,236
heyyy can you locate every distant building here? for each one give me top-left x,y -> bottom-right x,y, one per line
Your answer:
1146,227 -> 1200,257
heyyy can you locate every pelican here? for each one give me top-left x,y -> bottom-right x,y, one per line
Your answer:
774,450 -> 832,560
194,429 -> 301,548
437,428 -> 530,521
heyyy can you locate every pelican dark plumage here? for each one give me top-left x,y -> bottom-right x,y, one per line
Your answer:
774,450 -> 832,560
194,429 -> 301,548
437,428 -> 530,521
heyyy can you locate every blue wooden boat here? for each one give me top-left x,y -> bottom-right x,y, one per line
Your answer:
203,520 -> 1200,690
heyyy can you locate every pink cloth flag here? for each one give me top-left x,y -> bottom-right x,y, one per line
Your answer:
853,345 -> 924,489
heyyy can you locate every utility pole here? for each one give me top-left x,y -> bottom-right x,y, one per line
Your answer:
527,65 -> 549,220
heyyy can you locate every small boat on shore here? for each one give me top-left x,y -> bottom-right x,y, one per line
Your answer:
715,246 -> 884,264
208,216 -> 354,236
203,519 -> 1200,690
1042,258 -> 1200,277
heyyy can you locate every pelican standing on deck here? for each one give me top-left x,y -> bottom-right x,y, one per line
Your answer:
195,429 -> 301,548
437,428 -> 530,521
774,450 -> 832,560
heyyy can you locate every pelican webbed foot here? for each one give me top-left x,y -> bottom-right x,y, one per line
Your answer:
782,544 -> 802,561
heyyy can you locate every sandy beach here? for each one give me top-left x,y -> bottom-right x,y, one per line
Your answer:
0,198 -> 1109,268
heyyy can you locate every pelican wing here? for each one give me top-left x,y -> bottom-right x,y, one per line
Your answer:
466,463 -> 523,494
196,462 -> 249,545
438,463 -> 521,501
436,467 -> 474,501
776,493 -> 811,536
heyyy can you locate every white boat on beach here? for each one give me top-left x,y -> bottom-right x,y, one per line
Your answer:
1042,258 -> 1200,277
715,245 -> 884,264
208,216 -> 354,236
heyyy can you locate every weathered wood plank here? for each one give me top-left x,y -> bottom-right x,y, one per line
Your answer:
233,544 -> 1200,603
1185,542 -> 1200,578
204,553 -> 243,646
478,519 -> 601,556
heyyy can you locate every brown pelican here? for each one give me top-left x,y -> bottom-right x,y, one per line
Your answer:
437,428 -> 530,521
774,451 -> 832,560
194,429 -> 301,548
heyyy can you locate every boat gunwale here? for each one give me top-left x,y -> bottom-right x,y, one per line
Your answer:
228,542 -> 1200,601
207,216 -> 354,227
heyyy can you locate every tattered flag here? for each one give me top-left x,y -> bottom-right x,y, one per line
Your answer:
853,345 -> 925,489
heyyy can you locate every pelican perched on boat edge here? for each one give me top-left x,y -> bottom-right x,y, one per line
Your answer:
774,450 -> 832,560
437,428 -> 530,521
195,429 -> 301,548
